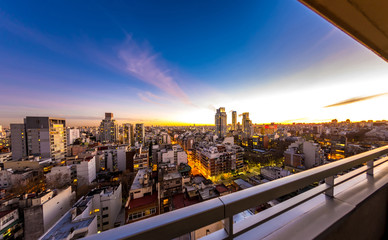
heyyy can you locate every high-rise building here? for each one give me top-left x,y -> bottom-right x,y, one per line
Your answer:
242,112 -> 249,130
11,117 -> 67,161
99,113 -> 118,143
242,112 -> 252,136
135,123 -> 145,146
232,111 -> 237,131
215,107 -> 227,138
10,124 -> 27,160
123,123 -> 134,146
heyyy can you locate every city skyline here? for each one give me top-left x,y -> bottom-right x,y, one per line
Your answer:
1,1 -> 388,127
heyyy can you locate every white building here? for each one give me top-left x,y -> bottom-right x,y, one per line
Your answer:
303,141 -> 325,168
77,156 -> 96,186
261,166 -> 291,181
40,197 -> 97,240
67,128 -> 80,145
46,165 -> 76,188
67,156 -> 96,186
161,145 -> 187,166
0,170 -> 12,189
160,132 -> 171,144
0,169 -> 35,189
129,169 -> 153,200
103,145 -> 128,172
88,184 -> 122,231
285,139 -> 325,169
24,186 -> 75,240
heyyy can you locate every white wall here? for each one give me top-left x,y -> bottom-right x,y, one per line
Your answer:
67,128 -> 80,145
177,151 -> 188,165
77,157 -> 96,186
42,186 -> 74,232
117,148 -> 127,172
0,170 -> 12,189
46,166 -> 72,186
162,151 -> 174,163
101,184 -> 122,230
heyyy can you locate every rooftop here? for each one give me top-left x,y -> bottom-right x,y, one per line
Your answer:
172,193 -> 200,210
128,193 -> 158,209
41,211 -> 95,240
215,184 -> 229,194
130,168 -> 152,191
163,172 -> 182,181
233,178 -> 254,190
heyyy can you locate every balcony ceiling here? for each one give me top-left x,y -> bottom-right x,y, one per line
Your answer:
299,0 -> 388,62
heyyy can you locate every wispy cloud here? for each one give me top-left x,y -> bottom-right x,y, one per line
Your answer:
0,10 -> 68,55
117,36 -> 193,105
324,92 -> 388,108
137,92 -> 164,105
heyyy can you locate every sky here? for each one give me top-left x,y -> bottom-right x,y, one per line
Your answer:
1,0 -> 388,127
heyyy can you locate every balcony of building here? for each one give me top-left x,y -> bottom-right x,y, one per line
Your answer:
82,145 -> 388,240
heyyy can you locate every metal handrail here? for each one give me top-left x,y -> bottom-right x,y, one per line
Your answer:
82,145 -> 388,240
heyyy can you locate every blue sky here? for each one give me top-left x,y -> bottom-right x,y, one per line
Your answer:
1,0 -> 388,126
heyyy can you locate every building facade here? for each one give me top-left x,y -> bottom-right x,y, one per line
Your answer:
134,124 -> 145,146
123,123 -> 134,146
215,107 -> 227,138
11,117 -> 67,161
99,113 -> 118,143
232,111 -> 237,131
66,128 -> 80,145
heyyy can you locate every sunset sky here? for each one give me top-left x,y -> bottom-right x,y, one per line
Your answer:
1,0 -> 388,127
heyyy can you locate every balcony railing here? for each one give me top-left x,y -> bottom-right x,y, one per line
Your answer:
83,145 -> 388,240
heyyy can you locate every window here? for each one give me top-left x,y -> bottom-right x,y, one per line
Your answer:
102,214 -> 109,218
102,222 -> 109,226
150,208 -> 156,214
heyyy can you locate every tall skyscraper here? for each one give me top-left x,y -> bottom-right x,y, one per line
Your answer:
123,123 -> 134,146
10,124 -> 27,160
11,117 -> 67,161
99,113 -> 118,143
215,107 -> 227,138
135,123 -> 145,146
232,111 -> 237,131
242,112 -> 252,136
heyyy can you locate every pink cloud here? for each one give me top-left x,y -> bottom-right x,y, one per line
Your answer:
137,92 -> 165,106
117,37 -> 193,105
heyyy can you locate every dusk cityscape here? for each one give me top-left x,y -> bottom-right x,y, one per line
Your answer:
1,1 -> 388,240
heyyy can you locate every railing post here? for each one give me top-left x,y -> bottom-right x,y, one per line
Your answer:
224,216 -> 233,239
325,175 -> 334,197
367,160 -> 374,176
